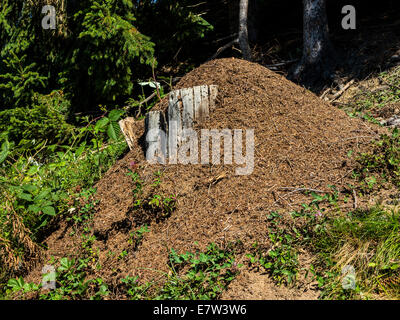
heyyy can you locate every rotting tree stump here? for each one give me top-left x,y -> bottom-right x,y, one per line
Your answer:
118,117 -> 137,151
119,85 -> 218,162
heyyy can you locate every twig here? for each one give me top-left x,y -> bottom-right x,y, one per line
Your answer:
139,91 -> 158,106
265,59 -> 298,68
186,2 -> 207,8
340,135 -> 377,142
125,86 -> 165,116
208,38 -> 239,61
329,79 -> 355,103
320,87 -> 332,99
214,33 -> 238,44
173,46 -> 182,61
279,187 -> 325,194
333,169 -> 354,184
272,187 -> 325,208
125,91 -> 158,115
77,141 -> 126,161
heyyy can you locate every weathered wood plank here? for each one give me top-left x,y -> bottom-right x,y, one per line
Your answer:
138,84 -> 218,164
200,85 -> 210,119
145,110 -> 167,163
181,87 -> 194,129
209,85 -> 218,111
168,89 -> 183,141
168,89 -> 183,163
193,86 -> 202,120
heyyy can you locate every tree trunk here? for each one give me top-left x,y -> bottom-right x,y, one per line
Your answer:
238,0 -> 252,61
289,0 -> 336,88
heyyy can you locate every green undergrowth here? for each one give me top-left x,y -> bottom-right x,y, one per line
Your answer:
354,128 -> 400,192
340,66 -> 400,121
245,86 -> 400,299
0,109 -> 128,291
127,168 -> 177,221
302,203 -> 400,300
247,211 -> 299,286
4,241 -> 242,300
248,188 -> 400,300
155,242 -> 242,300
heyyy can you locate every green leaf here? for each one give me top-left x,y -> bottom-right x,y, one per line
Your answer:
22,184 -> 38,193
75,143 -> 86,158
18,193 -> 33,202
95,117 -> 109,131
59,258 -> 74,272
36,218 -> 48,229
0,140 -> 10,164
27,165 -> 39,176
107,122 -> 120,141
108,109 -> 124,122
390,263 -> 399,270
8,278 -> 25,291
28,204 -> 41,214
34,190 -> 50,201
42,206 -> 56,216
41,200 -> 53,207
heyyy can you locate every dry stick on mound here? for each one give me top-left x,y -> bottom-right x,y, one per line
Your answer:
276,188 -> 325,206
320,87 -> 332,99
329,79 -> 355,103
265,59 -> 299,70
214,33 -> 238,44
132,91 -> 157,114
279,187 -> 326,194
209,38 -> 239,61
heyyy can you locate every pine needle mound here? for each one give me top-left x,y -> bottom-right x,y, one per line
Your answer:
27,58 -> 381,291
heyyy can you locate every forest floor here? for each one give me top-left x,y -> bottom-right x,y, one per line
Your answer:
17,58 -> 400,300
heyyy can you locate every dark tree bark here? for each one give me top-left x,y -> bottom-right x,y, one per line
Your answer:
289,0 -> 336,88
248,0 -> 258,43
238,0 -> 252,60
